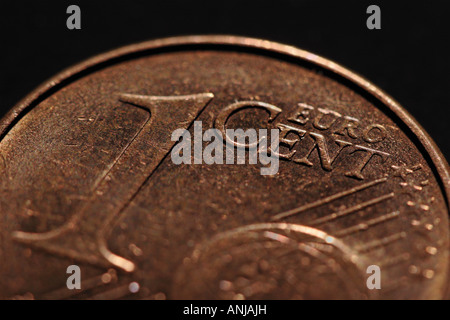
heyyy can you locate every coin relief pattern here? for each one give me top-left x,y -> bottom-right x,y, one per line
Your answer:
0,37 -> 448,299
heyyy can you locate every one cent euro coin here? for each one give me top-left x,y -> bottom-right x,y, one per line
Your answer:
0,36 -> 449,300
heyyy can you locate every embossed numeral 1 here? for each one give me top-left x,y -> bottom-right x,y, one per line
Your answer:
13,92 -> 214,272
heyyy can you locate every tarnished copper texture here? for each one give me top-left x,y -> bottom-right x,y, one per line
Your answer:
0,36 -> 449,299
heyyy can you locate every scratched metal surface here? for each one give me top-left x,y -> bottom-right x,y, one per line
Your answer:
0,36 -> 448,299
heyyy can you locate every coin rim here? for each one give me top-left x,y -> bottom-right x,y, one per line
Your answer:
1,34 -> 449,208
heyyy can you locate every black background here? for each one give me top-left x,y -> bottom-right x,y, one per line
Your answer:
0,0 -> 449,160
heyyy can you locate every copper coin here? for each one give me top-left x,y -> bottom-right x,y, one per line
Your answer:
0,36 -> 449,300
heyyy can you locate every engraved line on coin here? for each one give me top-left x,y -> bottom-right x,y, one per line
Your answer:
355,232 -> 407,253
196,223 -> 352,255
271,177 -> 387,221
378,252 -> 411,269
262,232 -> 363,294
309,192 -> 395,226
39,269 -> 118,300
382,277 -> 409,293
190,222 -> 365,269
12,92 -> 214,272
333,210 -> 400,237
86,284 -> 136,300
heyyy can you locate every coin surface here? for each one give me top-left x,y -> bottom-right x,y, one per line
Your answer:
0,36 -> 449,300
